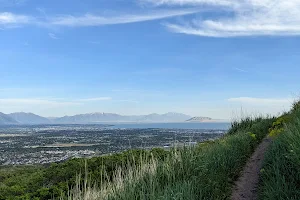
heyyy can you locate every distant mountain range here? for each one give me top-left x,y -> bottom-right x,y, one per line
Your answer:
0,112 -> 218,125
0,112 -> 224,125
55,112 -> 193,124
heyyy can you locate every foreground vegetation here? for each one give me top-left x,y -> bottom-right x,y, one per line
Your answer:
0,149 -> 169,200
66,116 -> 274,200
0,116 -> 275,200
259,102 -> 300,199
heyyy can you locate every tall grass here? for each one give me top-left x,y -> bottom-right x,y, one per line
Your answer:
63,155 -> 158,200
63,116 -> 274,200
259,109 -> 300,199
228,115 -> 270,136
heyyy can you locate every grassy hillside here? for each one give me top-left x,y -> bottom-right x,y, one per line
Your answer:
259,102 -> 300,199
66,117 -> 273,200
0,116 -> 275,200
0,149 -> 168,200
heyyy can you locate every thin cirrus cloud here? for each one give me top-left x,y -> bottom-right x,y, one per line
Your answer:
143,0 -> 300,37
0,9 -> 200,28
0,12 -> 32,26
49,9 -> 201,26
140,0 -> 239,7
2,0 -> 300,37
228,97 -> 294,106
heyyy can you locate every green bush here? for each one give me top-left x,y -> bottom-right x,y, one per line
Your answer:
291,99 -> 300,112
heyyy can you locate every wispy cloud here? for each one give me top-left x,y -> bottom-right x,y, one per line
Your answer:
141,0 -> 239,7
0,9 -> 200,29
48,33 -> 58,39
228,97 -> 294,106
233,67 -> 247,73
0,12 -> 32,27
36,7 -> 48,18
4,0 -> 300,37
144,0 -> 300,37
49,9 -> 200,27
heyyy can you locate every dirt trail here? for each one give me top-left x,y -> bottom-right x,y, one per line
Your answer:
231,137 -> 272,200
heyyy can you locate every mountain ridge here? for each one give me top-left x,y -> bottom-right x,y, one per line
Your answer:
0,112 -> 19,125
8,112 -> 51,124
52,112 -> 192,123
0,112 -> 222,124
0,112 -> 197,124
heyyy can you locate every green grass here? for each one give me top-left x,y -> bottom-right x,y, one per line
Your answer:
228,116 -> 270,136
0,149 -> 168,200
259,109 -> 300,199
66,116 -> 274,200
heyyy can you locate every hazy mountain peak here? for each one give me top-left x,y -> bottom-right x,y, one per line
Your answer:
0,112 -> 19,125
8,112 -> 51,124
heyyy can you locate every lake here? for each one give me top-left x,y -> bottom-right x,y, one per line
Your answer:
111,122 -> 230,130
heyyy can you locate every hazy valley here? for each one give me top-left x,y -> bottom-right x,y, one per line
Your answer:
0,112 -> 222,125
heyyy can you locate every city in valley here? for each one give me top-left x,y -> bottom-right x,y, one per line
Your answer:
0,124 -> 226,165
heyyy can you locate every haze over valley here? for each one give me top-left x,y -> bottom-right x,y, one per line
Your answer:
0,112 -> 222,125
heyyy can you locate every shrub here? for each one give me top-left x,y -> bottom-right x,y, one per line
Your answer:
291,99 -> 300,112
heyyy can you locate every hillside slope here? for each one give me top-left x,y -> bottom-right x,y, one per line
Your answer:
259,101 -> 300,199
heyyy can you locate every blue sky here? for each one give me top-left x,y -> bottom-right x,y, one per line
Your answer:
0,0 -> 299,118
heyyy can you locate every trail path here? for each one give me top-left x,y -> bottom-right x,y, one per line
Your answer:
231,137 -> 272,200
